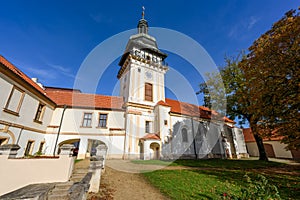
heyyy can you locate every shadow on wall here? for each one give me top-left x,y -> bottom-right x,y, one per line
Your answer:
162,119 -> 225,159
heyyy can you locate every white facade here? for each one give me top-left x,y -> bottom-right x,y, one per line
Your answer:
0,16 -> 248,160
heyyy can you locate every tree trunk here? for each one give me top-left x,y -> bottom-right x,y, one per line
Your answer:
249,119 -> 269,161
253,133 -> 269,161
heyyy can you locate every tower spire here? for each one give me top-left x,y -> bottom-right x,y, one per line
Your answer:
137,6 -> 148,34
142,6 -> 145,19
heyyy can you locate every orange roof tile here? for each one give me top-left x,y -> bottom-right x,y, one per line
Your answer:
0,55 -> 46,95
141,133 -> 161,140
165,98 -> 234,123
45,88 -> 124,110
156,100 -> 171,107
243,128 -> 284,143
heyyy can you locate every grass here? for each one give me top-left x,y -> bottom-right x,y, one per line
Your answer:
75,159 -> 83,163
132,158 -> 285,169
140,159 -> 300,199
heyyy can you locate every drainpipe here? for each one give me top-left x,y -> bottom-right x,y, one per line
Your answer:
53,104 -> 67,156
16,128 -> 23,144
191,117 -> 198,159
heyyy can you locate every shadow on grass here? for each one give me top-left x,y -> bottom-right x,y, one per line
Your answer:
171,159 -> 286,169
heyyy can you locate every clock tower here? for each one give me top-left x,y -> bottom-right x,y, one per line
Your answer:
118,9 -> 170,159
118,10 -> 168,106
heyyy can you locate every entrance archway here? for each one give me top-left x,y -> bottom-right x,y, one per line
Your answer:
87,139 -> 107,157
58,139 -> 80,156
150,142 -> 160,160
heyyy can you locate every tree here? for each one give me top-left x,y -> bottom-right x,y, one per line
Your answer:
239,9 -> 300,150
198,8 -> 300,160
198,53 -> 269,161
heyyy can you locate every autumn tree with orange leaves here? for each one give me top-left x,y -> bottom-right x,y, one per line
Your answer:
199,9 -> 299,161
239,9 -> 300,151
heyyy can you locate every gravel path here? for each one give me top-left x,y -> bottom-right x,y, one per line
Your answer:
88,166 -> 169,200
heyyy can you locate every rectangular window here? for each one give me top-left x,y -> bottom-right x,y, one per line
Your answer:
82,113 -> 92,127
38,142 -> 45,153
24,141 -> 34,156
164,120 -> 168,126
98,113 -> 108,128
145,121 -> 151,133
145,83 -> 153,101
34,103 -> 45,123
4,86 -> 25,115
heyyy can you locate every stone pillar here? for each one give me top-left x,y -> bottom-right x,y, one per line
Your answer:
96,144 -> 107,168
88,144 -> 107,193
0,144 -> 20,158
59,144 -> 75,156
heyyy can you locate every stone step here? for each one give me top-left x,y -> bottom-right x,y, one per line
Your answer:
47,193 -> 69,200
54,182 -> 74,190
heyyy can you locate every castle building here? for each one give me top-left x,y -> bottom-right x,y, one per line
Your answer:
0,13 -> 248,160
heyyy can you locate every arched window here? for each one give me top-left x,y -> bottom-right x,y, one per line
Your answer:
182,128 -> 188,142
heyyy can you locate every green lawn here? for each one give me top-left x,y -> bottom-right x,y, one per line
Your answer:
141,159 -> 300,199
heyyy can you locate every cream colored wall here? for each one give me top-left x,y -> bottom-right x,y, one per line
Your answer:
45,108 -> 125,158
265,141 -> 293,159
120,51 -> 167,106
0,71 -> 54,157
0,155 -> 74,196
48,108 -> 124,133
0,75 -> 54,131
246,141 -> 293,159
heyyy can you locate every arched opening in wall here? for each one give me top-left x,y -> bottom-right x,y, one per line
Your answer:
58,139 -> 80,156
182,128 -> 188,143
0,129 -> 16,144
0,136 -> 9,145
87,139 -> 107,158
264,143 -> 275,158
150,142 -> 160,160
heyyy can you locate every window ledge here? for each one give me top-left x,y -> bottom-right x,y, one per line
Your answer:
33,119 -> 43,124
97,126 -> 108,129
3,108 -> 19,116
80,126 -> 92,128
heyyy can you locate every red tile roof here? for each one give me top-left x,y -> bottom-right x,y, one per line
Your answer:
165,98 -> 234,123
45,88 -> 124,110
0,55 -> 46,94
156,100 -> 171,107
141,133 -> 161,140
243,128 -> 284,143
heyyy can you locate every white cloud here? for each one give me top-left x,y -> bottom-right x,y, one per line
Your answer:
247,16 -> 259,29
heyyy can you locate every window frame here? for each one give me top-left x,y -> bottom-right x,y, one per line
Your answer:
38,141 -> 45,153
81,112 -> 93,128
145,121 -> 151,133
98,113 -> 108,128
145,82 -> 153,101
182,128 -> 188,143
34,103 -> 46,123
24,140 -> 35,156
3,86 -> 25,116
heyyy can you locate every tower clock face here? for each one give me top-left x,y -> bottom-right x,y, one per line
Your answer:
145,71 -> 153,80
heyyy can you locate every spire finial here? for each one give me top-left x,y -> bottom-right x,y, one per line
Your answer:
142,6 -> 145,19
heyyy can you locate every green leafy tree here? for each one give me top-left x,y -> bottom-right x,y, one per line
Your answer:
198,53 -> 268,161
198,8 -> 300,160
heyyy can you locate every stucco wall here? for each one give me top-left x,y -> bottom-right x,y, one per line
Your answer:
0,155 -> 74,196
246,141 -> 293,159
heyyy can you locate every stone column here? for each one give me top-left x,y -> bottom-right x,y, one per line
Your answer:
88,144 -> 107,193
0,144 -> 20,158
59,144 -> 75,156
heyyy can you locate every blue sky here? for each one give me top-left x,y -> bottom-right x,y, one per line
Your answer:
0,0 -> 298,106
